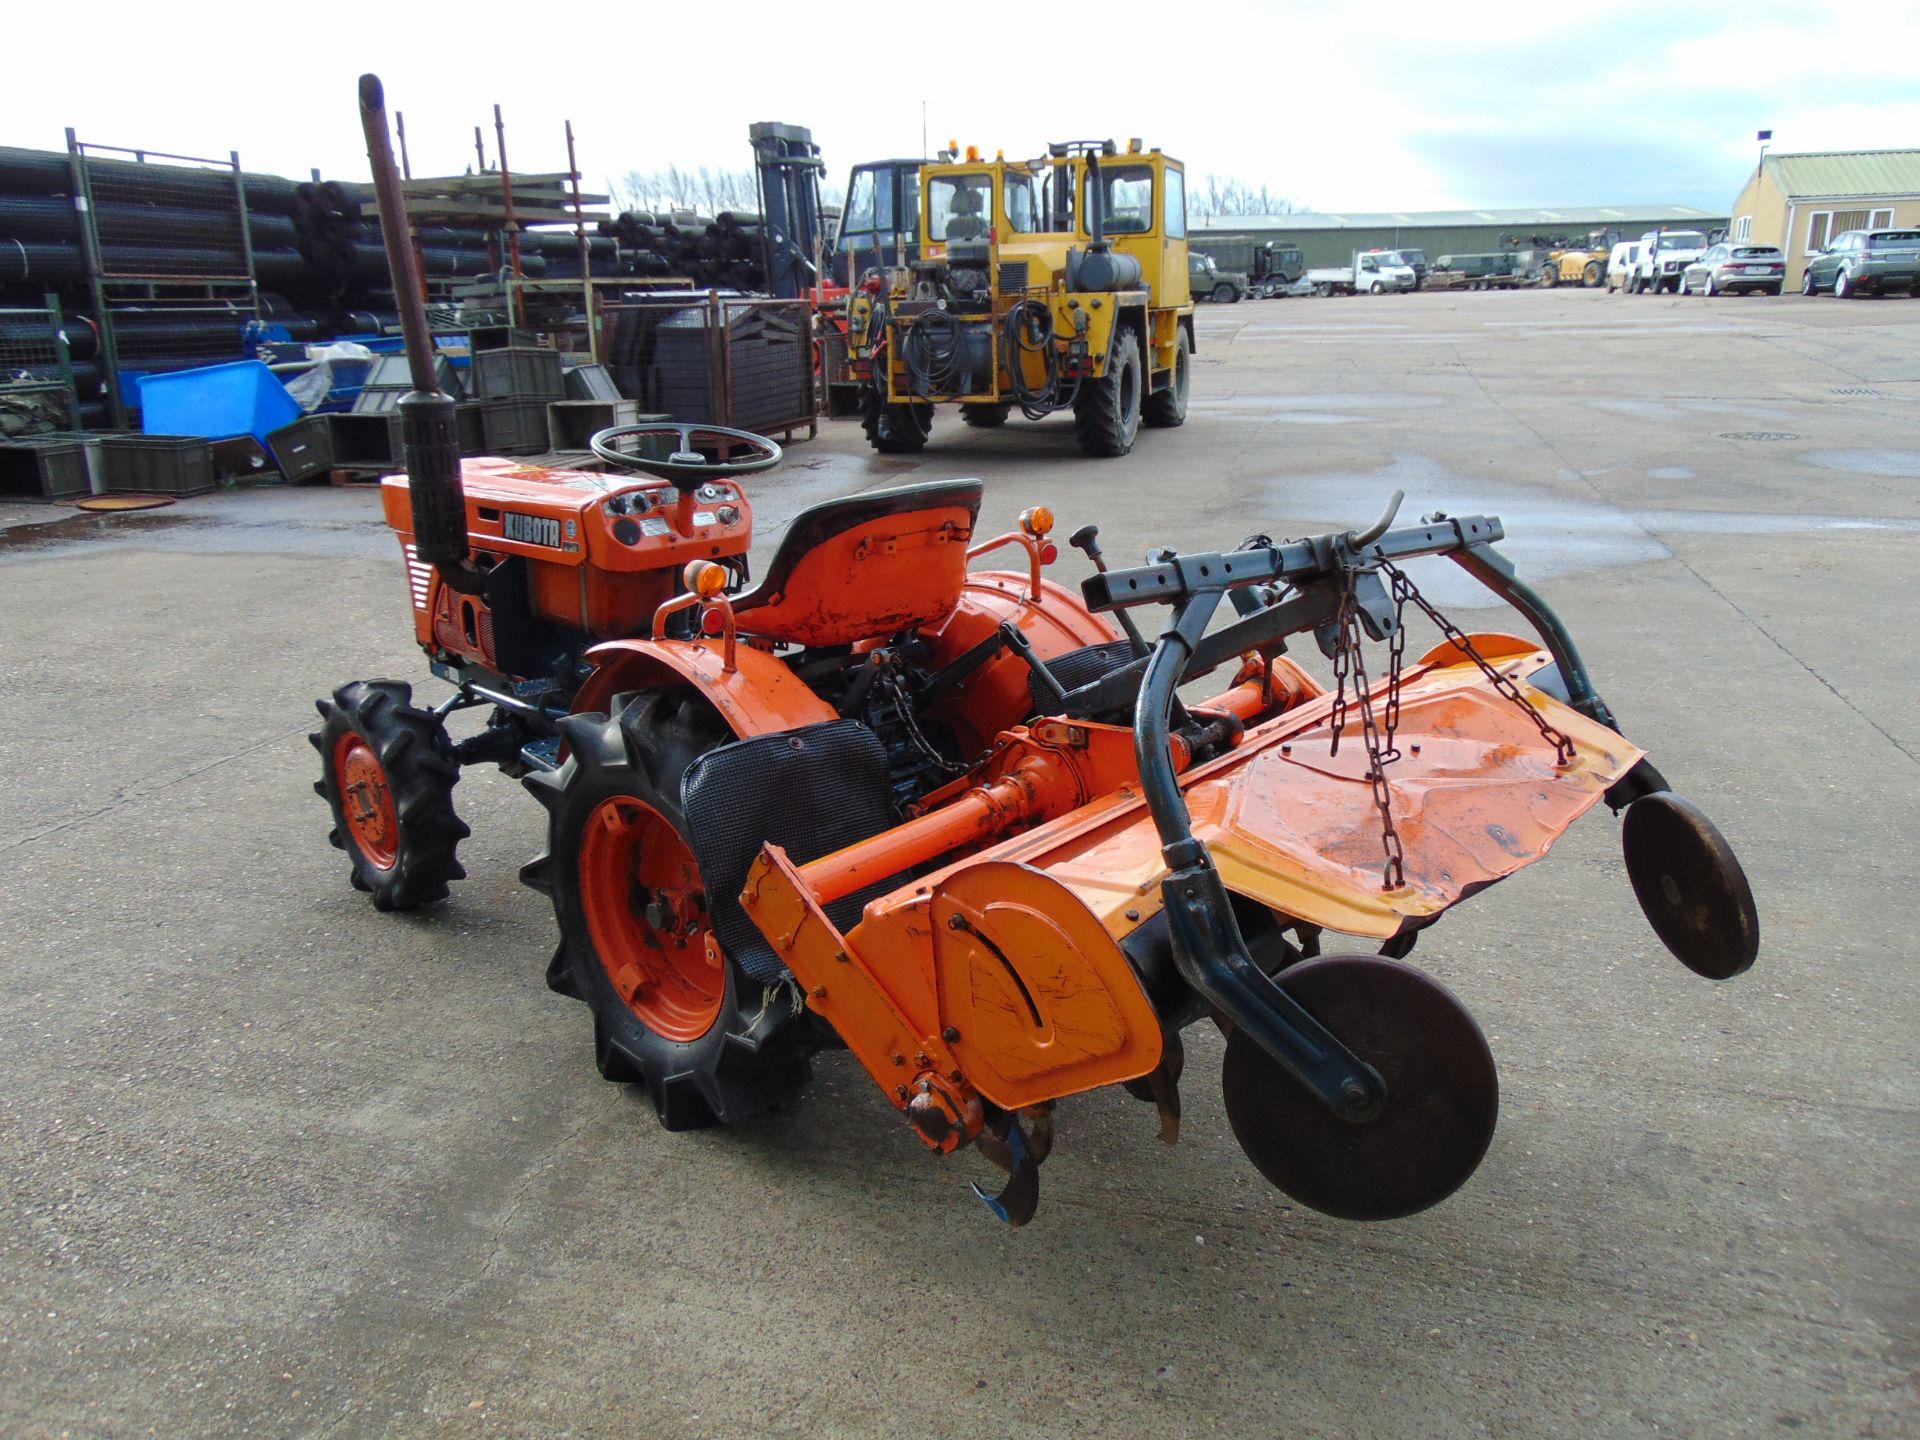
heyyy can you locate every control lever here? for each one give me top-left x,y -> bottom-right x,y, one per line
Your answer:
1068,525 -> 1149,655
1348,489 -> 1406,549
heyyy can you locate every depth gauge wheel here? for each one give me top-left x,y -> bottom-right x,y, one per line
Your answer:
1073,328 -> 1143,457
521,691 -> 811,1129
311,680 -> 468,911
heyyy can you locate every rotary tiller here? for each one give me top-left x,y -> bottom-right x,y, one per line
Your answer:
314,76 -> 1759,1226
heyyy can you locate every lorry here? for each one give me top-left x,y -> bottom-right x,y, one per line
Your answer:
1305,249 -> 1417,296
1627,228 -> 1711,294
1433,253 -> 1524,289
1190,237 -> 1304,297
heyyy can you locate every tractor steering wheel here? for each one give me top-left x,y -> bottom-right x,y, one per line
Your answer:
591,422 -> 783,484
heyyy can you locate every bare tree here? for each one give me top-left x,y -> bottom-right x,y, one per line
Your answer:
1190,176 -> 1305,218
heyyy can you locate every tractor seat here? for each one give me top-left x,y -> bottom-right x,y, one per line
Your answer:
731,479 -> 984,648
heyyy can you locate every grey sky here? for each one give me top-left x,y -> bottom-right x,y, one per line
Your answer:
5,2 -> 1914,215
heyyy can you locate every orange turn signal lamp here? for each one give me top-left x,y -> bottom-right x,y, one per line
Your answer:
1019,506 -> 1054,538
684,560 -> 729,596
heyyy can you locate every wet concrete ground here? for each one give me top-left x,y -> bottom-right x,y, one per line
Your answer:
2,286 -> 1916,1438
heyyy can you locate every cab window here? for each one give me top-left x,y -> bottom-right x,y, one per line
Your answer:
844,170 -> 876,235
928,173 -> 994,242
1165,168 -> 1186,239
1091,163 -> 1154,235
1004,172 -> 1040,233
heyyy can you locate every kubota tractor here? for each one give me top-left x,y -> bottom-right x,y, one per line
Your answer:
315,77 -> 1761,1227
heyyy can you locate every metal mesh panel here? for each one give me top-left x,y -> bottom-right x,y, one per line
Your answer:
680,719 -> 900,983
76,145 -> 251,282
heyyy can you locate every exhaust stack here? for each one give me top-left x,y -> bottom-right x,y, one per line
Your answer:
358,73 -> 484,595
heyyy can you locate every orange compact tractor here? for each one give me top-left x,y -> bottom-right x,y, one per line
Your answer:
315,78 -> 1760,1226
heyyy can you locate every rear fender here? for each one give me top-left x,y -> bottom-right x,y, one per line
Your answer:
574,637 -> 836,737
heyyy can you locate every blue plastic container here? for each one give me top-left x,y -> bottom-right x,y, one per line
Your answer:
138,361 -> 301,446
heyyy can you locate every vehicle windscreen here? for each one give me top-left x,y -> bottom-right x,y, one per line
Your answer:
1867,231 -> 1920,248
1658,232 -> 1708,250
927,173 -> 993,242
1732,247 -> 1780,258
1090,164 -> 1155,235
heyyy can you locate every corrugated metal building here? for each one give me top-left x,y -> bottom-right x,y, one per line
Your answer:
1191,205 -> 1728,270
1728,149 -> 1920,290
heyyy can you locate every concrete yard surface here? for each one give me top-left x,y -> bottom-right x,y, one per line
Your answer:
1,286 -> 1915,1439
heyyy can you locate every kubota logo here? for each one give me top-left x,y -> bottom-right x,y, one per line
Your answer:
503,512 -> 562,548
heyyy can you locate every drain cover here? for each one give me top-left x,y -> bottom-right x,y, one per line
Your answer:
1833,387 -> 1878,396
1718,431 -> 1800,442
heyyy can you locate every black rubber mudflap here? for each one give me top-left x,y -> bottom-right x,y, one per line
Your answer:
1032,639 -> 1137,711
681,719 -> 901,983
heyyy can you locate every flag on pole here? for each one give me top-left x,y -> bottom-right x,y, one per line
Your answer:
1757,130 -> 1773,141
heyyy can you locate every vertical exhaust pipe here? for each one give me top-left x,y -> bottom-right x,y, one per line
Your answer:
358,73 -> 484,595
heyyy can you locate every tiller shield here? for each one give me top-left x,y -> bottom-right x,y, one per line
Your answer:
736,494 -> 1759,1225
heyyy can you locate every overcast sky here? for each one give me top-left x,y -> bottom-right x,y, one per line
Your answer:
5,2 -> 1914,215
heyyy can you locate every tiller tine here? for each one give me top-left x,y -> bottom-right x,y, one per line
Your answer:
970,1107 -> 1050,1227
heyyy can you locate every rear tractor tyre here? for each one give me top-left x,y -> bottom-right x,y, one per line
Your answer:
1073,328 -> 1144,457
311,680 -> 468,911
958,403 -> 1011,428
1141,326 -> 1191,429
520,693 -> 811,1130
860,384 -> 930,454
1584,260 -> 1603,287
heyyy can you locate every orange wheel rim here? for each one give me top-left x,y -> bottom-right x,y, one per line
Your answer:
334,734 -> 398,869
578,796 -> 723,1042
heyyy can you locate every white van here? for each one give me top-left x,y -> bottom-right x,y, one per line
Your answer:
1605,241 -> 1641,293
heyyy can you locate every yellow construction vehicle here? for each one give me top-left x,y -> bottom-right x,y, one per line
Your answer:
846,138 -> 1193,457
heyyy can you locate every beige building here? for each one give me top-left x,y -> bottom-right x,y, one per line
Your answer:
1729,149 -> 1920,290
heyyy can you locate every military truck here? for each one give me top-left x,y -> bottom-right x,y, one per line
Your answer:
1190,252 -> 1248,302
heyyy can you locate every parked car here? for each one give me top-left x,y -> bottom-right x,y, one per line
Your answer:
1627,229 -> 1710,293
1679,243 -> 1785,296
1190,252 -> 1247,303
1605,241 -> 1642,292
1801,229 -> 1920,297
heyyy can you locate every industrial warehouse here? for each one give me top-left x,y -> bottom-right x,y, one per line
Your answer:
2,16 -> 1916,1440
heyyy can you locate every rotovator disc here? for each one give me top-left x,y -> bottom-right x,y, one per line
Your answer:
1621,791 -> 1760,980
1221,955 -> 1499,1221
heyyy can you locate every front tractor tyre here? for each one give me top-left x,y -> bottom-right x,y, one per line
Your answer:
311,680 -> 468,911
860,385 -> 930,454
520,694 -> 811,1130
1142,326 -> 1191,429
959,403 -> 1011,428
1073,328 -> 1144,457
1583,260 -> 1604,287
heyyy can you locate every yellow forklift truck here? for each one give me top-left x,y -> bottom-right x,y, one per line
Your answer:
847,139 -> 1193,457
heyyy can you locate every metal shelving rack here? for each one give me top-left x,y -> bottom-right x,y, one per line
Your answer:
65,130 -> 260,427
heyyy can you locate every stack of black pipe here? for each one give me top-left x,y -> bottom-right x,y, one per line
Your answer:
597,210 -> 767,290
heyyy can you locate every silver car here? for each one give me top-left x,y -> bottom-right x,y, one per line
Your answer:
1680,243 -> 1785,296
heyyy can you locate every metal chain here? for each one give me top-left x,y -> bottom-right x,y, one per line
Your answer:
1382,563 -> 1577,765
880,671 -> 968,775
1327,569 -> 1407,891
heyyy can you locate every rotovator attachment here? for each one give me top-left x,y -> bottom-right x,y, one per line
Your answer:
316,75 -> 1759,1231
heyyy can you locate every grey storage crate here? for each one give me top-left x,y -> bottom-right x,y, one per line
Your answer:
471,347 -> 565,400
547,399 -> 639,452
268,415 -> 335,484
564,363 -> 623,402
328,412 -> 404,470
478,398 -> 549,456
99,435 -> 217,497
0,438 -> 90,500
